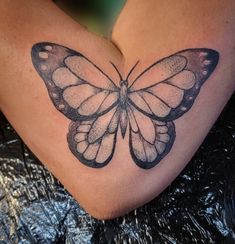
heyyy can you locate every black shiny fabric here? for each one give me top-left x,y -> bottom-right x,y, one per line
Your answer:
0,94 -> 234,243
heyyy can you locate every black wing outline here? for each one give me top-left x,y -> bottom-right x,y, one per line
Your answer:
128,49 -> 219,121
127,48 -> 219,168
31,43 -> 219,169
31,42 -> 121,168
31,42 -> 119,121
67,106 -> 120,168
127,105 -> 175,169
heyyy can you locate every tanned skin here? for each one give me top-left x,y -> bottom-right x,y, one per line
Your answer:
0,0 -> 234,219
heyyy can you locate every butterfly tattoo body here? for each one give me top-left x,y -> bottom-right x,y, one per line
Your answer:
31,42 -> 219,169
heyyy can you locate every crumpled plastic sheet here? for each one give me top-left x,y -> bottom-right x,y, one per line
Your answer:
0,94 -> 234,244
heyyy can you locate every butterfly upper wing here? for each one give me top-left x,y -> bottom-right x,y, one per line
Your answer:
127,106 -> 175,169
31,42 -> 119,121
128,49 -> 219,121
127,49 -> 219,168
67,106 -> 120,168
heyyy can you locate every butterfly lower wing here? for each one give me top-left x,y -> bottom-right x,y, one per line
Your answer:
127,106 -> 175,169
128,49 -> 219,121
31,42 -> 118,121
67,106 -> 120,168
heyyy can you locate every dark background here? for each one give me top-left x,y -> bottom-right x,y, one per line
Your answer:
0,1 -> 234,243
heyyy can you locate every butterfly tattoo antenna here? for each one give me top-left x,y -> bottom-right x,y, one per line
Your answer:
110,61 -> 140,86
110,61 -> 123,81
126,60 -> 139,82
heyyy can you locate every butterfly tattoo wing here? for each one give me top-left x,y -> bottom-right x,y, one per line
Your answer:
31,43 -> 219,169
127,49 -> 219,168
127,105 -> 176,169
31,42 -> 120,167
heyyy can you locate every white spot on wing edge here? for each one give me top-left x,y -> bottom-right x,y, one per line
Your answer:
51,92 -> 58,98
44,45 -> 52,51
199,52 -> 208,58
58,104 -> 65,109
40,64 -> 47,70
39,52 -> 49,59
202,70 -> 208,76
203,60 -> 211,66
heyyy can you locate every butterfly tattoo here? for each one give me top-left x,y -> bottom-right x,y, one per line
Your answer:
31,42 -> 219,169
